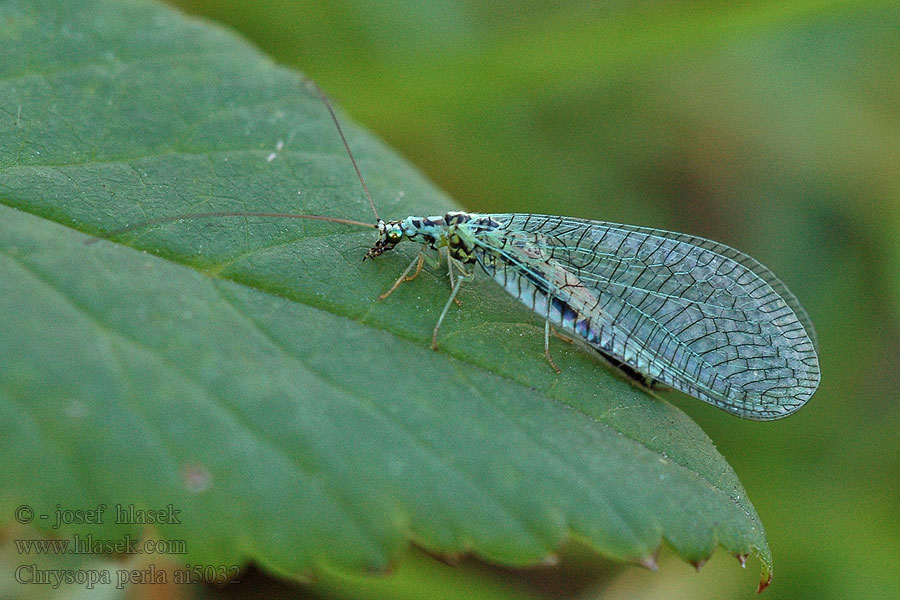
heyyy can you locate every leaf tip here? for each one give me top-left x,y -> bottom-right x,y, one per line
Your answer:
757,572 -> 772,594
637,550 -> 659,572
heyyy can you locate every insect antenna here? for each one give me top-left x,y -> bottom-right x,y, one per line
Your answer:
85,212 -> 376,245
305,79 -> 380,221
87,80 -> 384,245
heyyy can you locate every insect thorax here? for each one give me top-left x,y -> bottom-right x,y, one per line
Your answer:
367,211 -> 503,262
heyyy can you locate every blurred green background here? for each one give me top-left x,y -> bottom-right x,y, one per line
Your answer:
168,1 -> 899,599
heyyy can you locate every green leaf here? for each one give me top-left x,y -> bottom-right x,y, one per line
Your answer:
0,0 -> 771,591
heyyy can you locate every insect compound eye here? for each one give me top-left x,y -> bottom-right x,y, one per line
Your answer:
386,225 -> 403,242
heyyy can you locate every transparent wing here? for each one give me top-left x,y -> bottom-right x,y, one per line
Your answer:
476,214 -> 820,420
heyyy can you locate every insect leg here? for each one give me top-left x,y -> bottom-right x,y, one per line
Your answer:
543,320 -> 562,374
552,329 -> 576,345
378,251 -> 426,300
431,258 -> 473,350
407,252 -> 426,281
446,248 -> 462,307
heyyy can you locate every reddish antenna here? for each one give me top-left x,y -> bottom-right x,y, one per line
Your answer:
305,79 -> 380,221
87,79 -> 383,245
85,211 -> 376,244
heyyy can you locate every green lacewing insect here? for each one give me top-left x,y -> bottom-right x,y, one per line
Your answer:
96,83 -> 820,420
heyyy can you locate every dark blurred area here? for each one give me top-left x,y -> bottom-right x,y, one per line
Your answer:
168,2 -> 900,599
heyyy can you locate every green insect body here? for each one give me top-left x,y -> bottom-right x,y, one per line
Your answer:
366,211 -> 820,421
